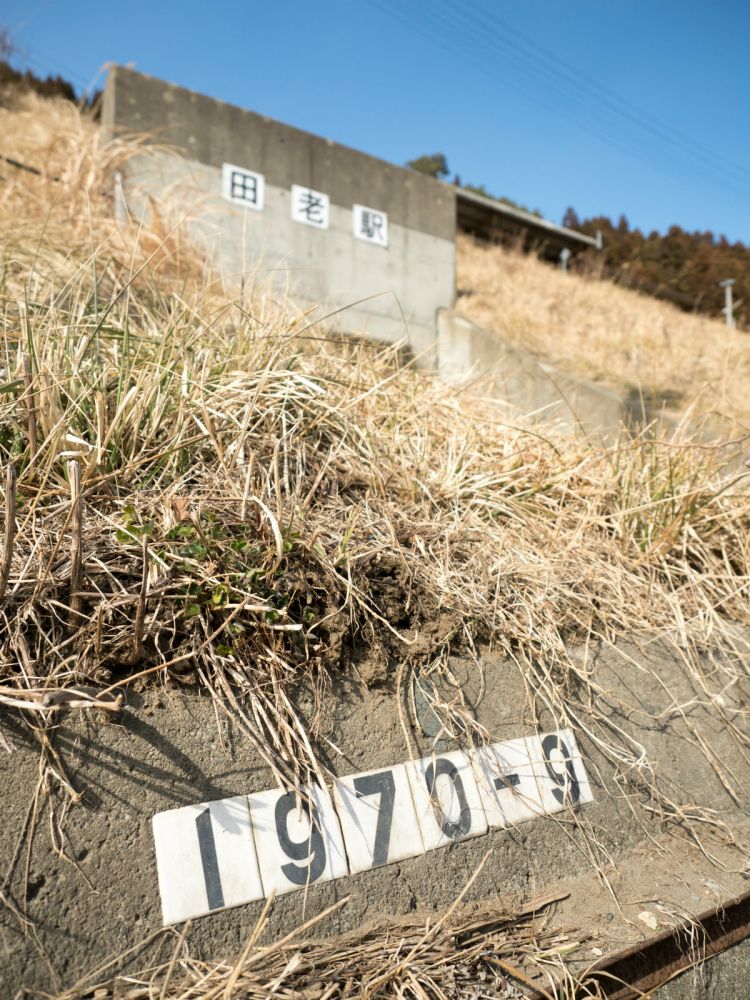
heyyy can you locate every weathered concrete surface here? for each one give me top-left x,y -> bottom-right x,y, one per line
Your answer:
2,633 -> 749,995
438,312 -> 750,466
103,68 -> 455,242
657,937 -> 750,998
438,308 -> 633,437
545,822 -> 750,995
116,148 -> 453,363
102,67 -> 456,362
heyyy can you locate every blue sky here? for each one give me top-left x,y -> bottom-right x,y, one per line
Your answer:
4,0 -> 749,242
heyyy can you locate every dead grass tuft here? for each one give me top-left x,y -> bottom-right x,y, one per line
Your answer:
53,881 -> 574,1000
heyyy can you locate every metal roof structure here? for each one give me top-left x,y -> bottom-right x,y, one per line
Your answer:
455,186 -> 600,261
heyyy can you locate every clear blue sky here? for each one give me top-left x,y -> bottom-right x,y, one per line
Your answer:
4,0 -> 749,243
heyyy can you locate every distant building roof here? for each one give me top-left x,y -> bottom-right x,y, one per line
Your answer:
455,186 -> 599,259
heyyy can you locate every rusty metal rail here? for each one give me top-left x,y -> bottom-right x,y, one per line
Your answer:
571,887 -> 750,998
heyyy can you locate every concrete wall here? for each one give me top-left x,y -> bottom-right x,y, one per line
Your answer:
5,635 -> 750,994
437,309 -> 632,438
102,67 -> 456,363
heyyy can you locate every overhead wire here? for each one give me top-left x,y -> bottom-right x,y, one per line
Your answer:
369,0 -> 750,203
23,43 -> 90,88
368,0 -> 684,181
442,0 -> 750,190
5,35 -> 92,93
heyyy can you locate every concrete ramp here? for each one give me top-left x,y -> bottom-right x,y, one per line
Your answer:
438,309 -> 636,438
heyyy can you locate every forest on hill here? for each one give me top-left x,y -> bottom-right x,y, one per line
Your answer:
564,208 -> 749,327
0,49 -> 79,105
408,151 -> 748,328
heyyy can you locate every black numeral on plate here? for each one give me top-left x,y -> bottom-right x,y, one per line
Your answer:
353,770 -> 396,867
541,735 -> 581,805
195,807 -> 225,911
274,791 -> 327,886
424,758 -> 471,840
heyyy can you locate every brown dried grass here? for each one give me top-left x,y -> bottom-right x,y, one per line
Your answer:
1,93 -> 750,870
456,233 -> 750,425
53,879 -> 579,1000
2,87 -> 750,1000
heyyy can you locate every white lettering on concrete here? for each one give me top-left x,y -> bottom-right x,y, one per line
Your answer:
222,163 -> 265,210
247,784 -> 348,897
152,796 -> 263,924
353,204 -> 389,247
406,749 -> 488,852
472,737 -> 545,829
152,730 -> 594,923
333,763 -> 424,874
291,185 -> 330,229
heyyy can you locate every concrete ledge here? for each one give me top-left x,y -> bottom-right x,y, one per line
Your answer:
102,66 -> 456,243
102,68 -> 456,364
437,309 -> 630,438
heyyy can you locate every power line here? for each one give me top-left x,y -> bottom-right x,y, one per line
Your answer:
445,0 -> 750,190
6,36 -> 90,90
369,0 -> 750,203
23,43 -> 90,87
369,0 -> 677,176
393,0 -> 750,197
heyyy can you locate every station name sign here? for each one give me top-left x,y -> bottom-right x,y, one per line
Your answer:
222,163 -> 389,247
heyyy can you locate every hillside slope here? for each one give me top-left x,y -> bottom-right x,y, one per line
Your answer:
457,233 -> 750,424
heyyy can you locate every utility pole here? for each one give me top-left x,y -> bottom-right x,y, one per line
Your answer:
559,246 -> 571,272
719,279 -> 736,327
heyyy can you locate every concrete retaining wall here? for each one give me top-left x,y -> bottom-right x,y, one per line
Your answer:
102,67 -> 456,363
4,635 -> 750,994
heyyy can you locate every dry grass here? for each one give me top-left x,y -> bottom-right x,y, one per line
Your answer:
1,89 -> 749,799
2,89 -> 750,996
456,233 -> 750,424
54,880 -> 579,1000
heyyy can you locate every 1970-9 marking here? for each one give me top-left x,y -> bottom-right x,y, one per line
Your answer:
153,730 -> 593,924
